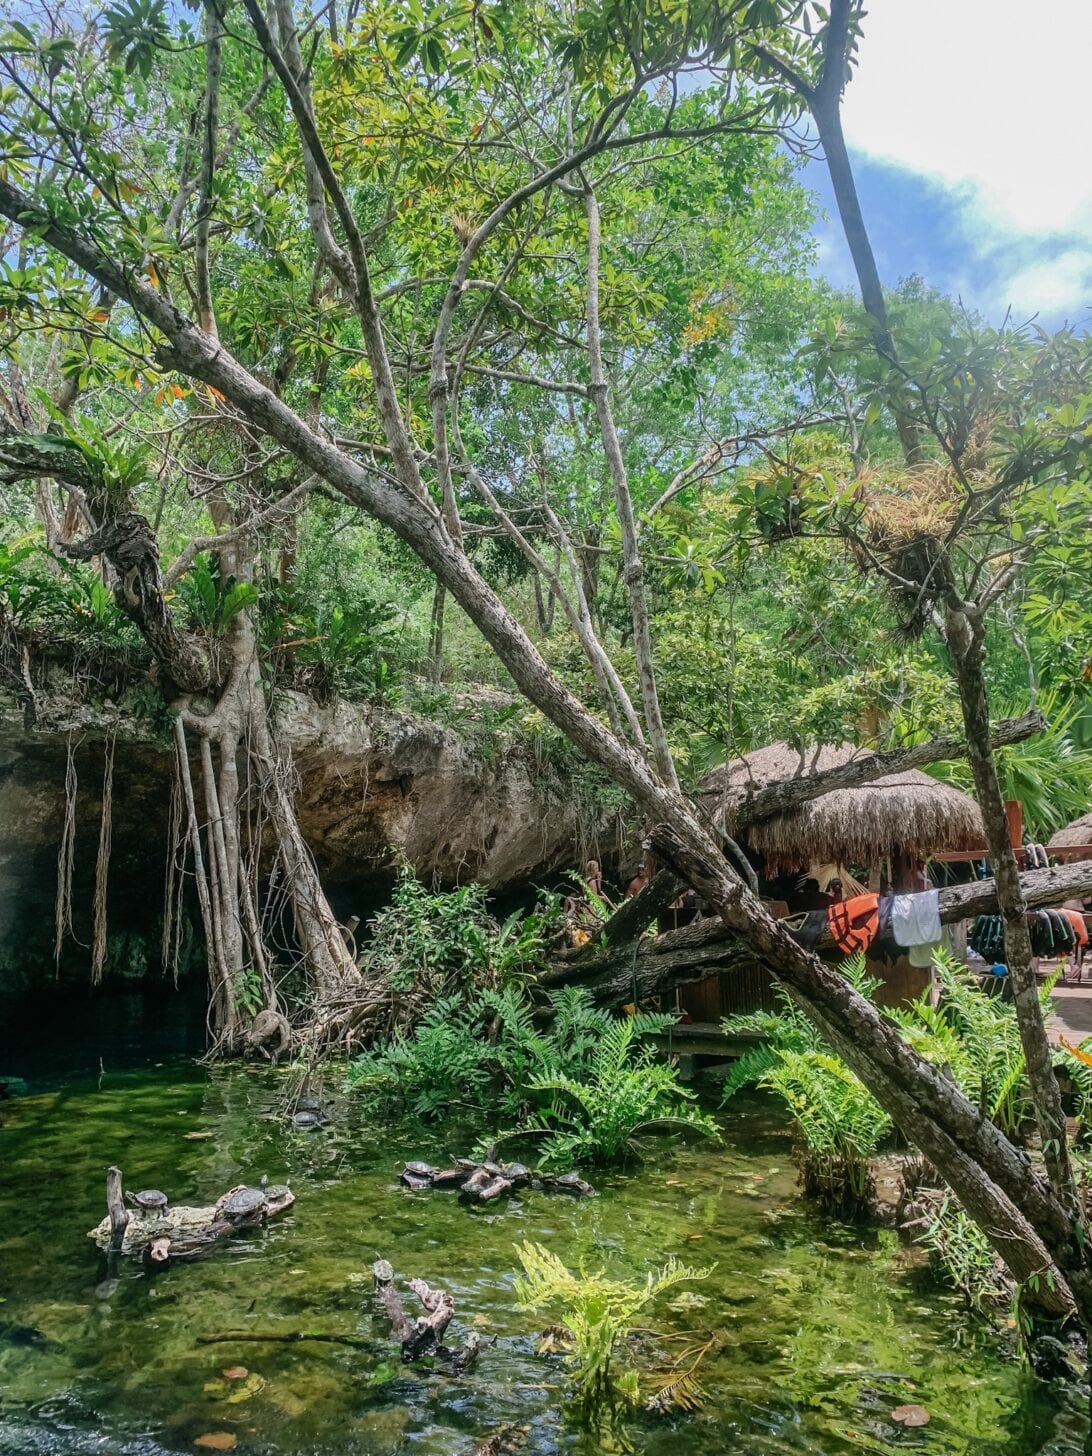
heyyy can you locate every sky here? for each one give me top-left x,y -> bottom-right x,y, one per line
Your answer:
804,0 -> 1092,331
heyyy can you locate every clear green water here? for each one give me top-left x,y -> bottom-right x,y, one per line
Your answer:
0,1063 -> 1086,1455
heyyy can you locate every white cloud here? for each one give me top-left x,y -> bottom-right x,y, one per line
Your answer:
998,249 -> 1092,318
839,0 -> 1092,318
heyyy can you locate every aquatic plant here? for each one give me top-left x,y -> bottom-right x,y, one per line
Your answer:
762,1048 -> 892,1210
514,1014 -> 720,1168
513,1241 -> 712,1407
726,952 -> 1044,1208
723,955 -> 889,1211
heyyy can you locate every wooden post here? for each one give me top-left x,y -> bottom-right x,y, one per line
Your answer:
1006,800 -> 1023,852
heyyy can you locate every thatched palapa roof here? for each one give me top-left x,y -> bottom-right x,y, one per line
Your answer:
700,742 -> 986,871
1047,812 -> 1092,859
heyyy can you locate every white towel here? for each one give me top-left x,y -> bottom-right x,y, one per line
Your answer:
892,890 -> 941,950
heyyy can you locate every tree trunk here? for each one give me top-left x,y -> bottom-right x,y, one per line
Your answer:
584,185 -> 677,790
809,84 -> 922,466
944,606 -> 1082,1221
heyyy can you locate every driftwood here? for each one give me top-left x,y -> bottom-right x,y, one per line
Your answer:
372,1257 -> 489,1373
88,1168 -> 294,1263
398,1159 -> 595,1202
546,860 -> 1092,1008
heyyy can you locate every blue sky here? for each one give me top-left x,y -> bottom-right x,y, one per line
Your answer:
803,0 -> 1092,332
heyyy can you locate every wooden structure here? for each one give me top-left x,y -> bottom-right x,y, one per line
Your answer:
1048,813 -> 1092,863
673,741 -> 991,1020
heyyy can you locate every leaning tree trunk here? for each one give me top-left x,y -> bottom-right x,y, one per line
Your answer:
944,606 -> 1082,1220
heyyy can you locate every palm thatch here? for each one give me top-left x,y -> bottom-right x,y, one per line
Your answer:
701,742 -> 985,872
1047,812 -> 1092,859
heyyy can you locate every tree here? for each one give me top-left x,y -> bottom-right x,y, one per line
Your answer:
4,0 -> 1092,1343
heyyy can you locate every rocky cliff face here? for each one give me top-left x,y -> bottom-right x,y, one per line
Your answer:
0,685 -> 605,996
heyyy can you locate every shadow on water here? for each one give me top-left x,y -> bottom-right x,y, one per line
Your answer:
0,1059 -> 1088,1456
0,977 -> 209,1088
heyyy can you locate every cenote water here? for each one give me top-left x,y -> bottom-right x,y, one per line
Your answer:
1,1062 -> 1088,1456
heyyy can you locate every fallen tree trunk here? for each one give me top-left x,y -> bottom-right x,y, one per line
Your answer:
548,860 -> 1092,1007
570,713 -> 1046,965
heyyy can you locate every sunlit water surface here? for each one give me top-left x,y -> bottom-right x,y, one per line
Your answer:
0,1062 -> 1086,1455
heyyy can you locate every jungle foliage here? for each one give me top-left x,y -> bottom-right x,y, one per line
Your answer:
724,953 -> 1044,1212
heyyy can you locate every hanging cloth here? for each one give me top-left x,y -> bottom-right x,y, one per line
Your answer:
1063,909 -> 1089,947
909,938 -> 942,968
827,893 -> 880,955
891,889 -> 942,950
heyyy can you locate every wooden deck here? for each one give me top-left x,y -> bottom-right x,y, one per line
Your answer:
1047,984 -> 1092,1047
650,1023 -> 763,1058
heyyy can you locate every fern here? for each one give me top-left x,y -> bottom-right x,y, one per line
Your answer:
888,950 -> 1049,1140
515,1015 -> 719,1167
514,1241 -> 712,1407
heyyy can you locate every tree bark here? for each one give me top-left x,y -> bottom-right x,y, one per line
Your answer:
945,607 -> 1082,1222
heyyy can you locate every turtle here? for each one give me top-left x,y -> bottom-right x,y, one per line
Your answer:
126,1189 -> 169,1217
257,1174 -> 291,1202
401,1161 -> 435,1190
294,1092 -> 323,1113
553,1171 -> 594,1197
220,1186 -> 267,1221
373,1257 -> 394,1285
292,1109 -> 324,1130
503,1162 -> 531,1186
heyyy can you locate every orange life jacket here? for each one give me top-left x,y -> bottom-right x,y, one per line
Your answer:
1063,908 -> 1089,946
828,893 -> 880,955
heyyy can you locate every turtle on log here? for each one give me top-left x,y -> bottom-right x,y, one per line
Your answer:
89,1168 -> 295,1263
401,1161 -> 435,1190
217,1185 -> 269,1223
126,1189 -> 169,1217
400,1155 -> 595,1203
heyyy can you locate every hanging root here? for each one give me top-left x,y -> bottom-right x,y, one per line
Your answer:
91,733 -> 115,985
174,716 -> 223,1033
54,734 -> 78,972
162,751 -> 184,985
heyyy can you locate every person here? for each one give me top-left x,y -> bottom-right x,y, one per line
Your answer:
626,857 -> 654,899
584,859 -> 604,901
